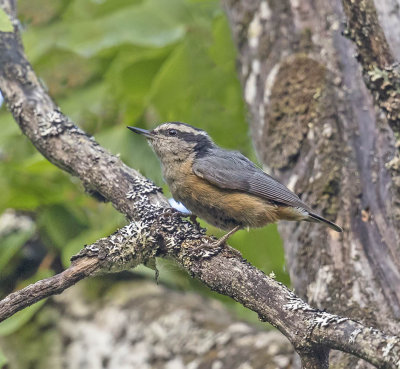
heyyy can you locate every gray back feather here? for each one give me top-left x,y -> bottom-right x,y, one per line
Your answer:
193,148 -> 310,211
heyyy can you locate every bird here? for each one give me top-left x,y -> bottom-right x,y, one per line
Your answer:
127,122 -> 342,246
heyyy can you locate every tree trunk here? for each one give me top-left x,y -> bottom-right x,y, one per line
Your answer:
223,0 -> 400,367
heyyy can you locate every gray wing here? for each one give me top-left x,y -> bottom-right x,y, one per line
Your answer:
192,149 -> 311,211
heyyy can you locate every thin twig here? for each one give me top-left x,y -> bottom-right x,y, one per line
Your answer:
0,257 -> 99,322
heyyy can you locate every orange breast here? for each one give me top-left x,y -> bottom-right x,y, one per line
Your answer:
174,174 -> 281,228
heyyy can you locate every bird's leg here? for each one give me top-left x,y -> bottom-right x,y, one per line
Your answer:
212,225 -> 241,247
190,214 -> 200,227
191,225 -> 242,259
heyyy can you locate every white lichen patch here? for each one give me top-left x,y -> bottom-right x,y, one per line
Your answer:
286,174 -> 298,192
322,123 -> 333,138
284,294 -> 315,312
9,97 -> 23,117
382,336 -> 399,357
349,328 -> 362,344
264,63 -> 280,107
47,109 -> 64,124
313,313 -> 348,328
36,108 -> 82,137
126,177 -> 162,200
245,63 -> 258,105
72,219 -> 157,272
385,154 -> 400,171
307,123 -> 315,141
284,292 -> 348,328
307,266 -> 334,304
248,13 -> 262,49
260,1 -> 272,20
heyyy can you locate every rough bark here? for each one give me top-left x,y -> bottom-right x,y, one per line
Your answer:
223,0 -> 400,367
0,279 -> 295,369
342,0 -> 400,133
0,257 -> 99,321
0,210 -> 297,368
4,203 -> 400,368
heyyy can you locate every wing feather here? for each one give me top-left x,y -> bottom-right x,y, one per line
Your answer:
192,149 -> 310,211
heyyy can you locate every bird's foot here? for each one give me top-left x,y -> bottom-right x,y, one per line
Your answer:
189,214 -> 202,230
190,225 -> 242,259
190,239 -> 225,259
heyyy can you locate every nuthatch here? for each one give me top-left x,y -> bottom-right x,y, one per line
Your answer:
128,122 -> 342,245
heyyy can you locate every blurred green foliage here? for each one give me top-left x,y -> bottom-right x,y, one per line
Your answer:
0,9 -> 13,32
0,0 -> 289,344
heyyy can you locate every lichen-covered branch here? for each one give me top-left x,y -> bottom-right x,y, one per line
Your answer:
1,187 -> 400,368
342,0 -> 400,134
1,1 -> 400,368
1,280 -> 295,369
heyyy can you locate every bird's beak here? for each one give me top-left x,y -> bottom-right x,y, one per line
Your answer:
127,126 -> 154,139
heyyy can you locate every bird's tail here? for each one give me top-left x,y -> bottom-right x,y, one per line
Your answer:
307,212 -> 343,232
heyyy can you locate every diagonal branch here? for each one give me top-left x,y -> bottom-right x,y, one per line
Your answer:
1,3 -> 400,368
0,257 -> 99,322
1,202 -> 400,368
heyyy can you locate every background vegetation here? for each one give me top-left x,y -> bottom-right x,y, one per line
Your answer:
0,0 -> 289,351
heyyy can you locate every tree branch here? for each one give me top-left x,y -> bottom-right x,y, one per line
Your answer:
1,206 -> 400,368
1,3 -> 400,368
0,257 -> 99,322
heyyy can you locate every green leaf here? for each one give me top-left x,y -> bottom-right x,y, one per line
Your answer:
63,0 -> 144,20
105,47 -> 172,123
0,113 -> 21,146
37,204 -> 87,251
96,126 -> 164,186
149,21 -> 250,152
0,9 -> 13,32
58,83 -> 112,132
60,0 -> 186,57
18,0 -> 66,26
0,154 -> 81,210
61,203 -> 126,267
0,227 -> 35,273
33,48 -> 101,98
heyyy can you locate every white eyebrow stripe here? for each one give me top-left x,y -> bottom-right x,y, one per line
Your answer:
156,123 -> 208,136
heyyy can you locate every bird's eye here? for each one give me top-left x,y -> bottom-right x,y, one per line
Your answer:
168,129 -> 177,136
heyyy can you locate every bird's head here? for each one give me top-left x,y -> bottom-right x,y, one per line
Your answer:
128,122 -> 214,162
